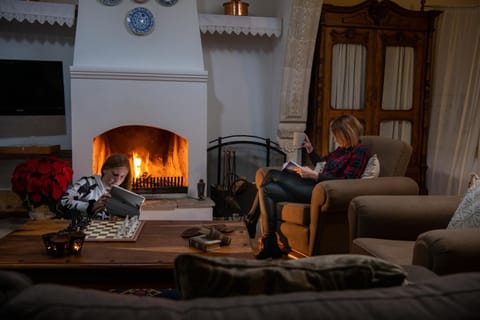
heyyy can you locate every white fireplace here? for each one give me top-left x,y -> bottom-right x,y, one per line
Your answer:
70,0 -> 210,219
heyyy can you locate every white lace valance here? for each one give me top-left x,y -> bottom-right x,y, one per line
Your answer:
0,0 -> 76,27
199,14 -> 282,37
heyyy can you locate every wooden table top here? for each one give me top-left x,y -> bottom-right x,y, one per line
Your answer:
0,219 -> 254,270
0,219 -> 254,286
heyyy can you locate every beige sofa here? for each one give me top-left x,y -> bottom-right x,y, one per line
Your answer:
1,269 -> 480,319
348,195 -> 480,275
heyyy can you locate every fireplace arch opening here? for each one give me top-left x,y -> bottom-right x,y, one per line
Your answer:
92,125 -> 188,194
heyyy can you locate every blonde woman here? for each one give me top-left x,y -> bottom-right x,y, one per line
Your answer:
255,115 -> 371,259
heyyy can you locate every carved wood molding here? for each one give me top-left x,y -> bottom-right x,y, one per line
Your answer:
278,0 -> 323,151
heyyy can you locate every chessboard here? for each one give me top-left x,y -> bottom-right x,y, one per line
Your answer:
83,217 -> 144,242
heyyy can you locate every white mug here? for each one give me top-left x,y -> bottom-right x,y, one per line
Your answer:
292,132 -> 305,148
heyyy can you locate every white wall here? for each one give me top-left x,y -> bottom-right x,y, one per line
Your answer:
199,0 -> 288,141
0,19 -> 74,149
0,0 -> 288,188
74,0 -> 203,70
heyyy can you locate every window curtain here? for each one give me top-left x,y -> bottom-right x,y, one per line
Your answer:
427,6 -> 480,195
329,44 -> 366,150
380,46 -> 414,144
331,44 -> 366,110
330,44 -> 414,148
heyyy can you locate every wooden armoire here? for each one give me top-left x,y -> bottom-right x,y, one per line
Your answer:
307,0 -> 440,193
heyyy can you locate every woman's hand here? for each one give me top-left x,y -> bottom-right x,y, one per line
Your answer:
293,166 -> 319,180
91,193 -> 111,214
302,135 -> 314,154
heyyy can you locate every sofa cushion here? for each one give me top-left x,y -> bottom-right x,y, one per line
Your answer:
0,270 -> 33,306
361,154 -> 380,179
351,238 -> 415,266
2,273 -> 480,320
174,253 -> 407,299
447,173 -> 480,229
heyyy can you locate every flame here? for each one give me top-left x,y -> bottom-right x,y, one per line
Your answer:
132,152 -> 143,178
92,125 -> 188,187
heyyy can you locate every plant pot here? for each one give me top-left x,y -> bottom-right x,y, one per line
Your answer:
29,204 -> 55,220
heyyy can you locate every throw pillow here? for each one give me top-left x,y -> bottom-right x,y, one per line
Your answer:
174,253 -> 407,299
361,154 -> 380,179
447,173 -> 480,229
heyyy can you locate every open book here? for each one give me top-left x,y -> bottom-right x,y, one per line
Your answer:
105,185 -> 146,217
282,160 -> 301,172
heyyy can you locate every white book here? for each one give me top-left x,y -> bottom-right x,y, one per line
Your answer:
106,185 -> 146,217
282,160 -> 301,171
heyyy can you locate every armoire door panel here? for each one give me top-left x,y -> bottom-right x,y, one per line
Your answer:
307,0 -> 440,193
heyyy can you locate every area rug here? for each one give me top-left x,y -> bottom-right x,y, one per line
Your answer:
108,288 -> 179,299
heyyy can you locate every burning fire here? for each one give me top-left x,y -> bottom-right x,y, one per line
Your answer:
132,152 -> 148,178
92,125 -> 188,188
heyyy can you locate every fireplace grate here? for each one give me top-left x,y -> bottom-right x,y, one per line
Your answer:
132,176 -> 187,194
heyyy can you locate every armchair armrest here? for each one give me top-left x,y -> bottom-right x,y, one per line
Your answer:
348,195 -> 462,242
310,177 -> 419,215
413,228 -> 480,275
306,177 -> 418,256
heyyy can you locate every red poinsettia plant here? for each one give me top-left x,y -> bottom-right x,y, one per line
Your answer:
11,156 -> 74,212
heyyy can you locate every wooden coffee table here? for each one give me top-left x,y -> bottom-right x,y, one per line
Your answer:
0,219 -> 254,289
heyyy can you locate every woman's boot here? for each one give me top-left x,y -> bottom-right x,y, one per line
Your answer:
255,234 -> 283,259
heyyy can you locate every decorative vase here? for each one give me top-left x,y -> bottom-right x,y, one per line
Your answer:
29,204 -> 56,220
223,0 -> 249,16
197,179 -> 206,200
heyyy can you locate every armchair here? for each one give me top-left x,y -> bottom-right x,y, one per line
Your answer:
348,195 -> 480,275
255,135 -> 419,257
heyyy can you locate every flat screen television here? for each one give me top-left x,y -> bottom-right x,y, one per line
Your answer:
0,59 -> 66,115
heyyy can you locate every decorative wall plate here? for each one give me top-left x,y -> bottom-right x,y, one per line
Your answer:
101,0 -> 122,6
134,0 -> 149,3
158,0 -> 178,7
126,7 -> 155,35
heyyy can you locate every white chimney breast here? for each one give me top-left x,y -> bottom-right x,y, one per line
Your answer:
70,0 -> 208,199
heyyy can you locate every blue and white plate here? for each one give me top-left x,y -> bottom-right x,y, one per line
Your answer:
101,0 -> 122,6
126,7 -> 155,35
158,0 -> 178,7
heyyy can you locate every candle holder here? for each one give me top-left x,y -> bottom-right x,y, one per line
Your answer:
42,232 -> 58,256
42,231 -> 86,257
68,231 -> 86,255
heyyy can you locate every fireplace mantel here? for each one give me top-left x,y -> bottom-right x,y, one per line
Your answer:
70,66 -> 208,82
198,13 -> 282,37
0,0 -> 76,27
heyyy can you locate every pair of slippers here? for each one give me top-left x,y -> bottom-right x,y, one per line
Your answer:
181,224 -> 234,239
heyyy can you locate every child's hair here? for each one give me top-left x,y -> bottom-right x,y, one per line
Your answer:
101,153 -> 132,189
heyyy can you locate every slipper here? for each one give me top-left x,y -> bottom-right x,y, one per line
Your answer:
181,227 -> 201,238
211,224 -> 234,233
